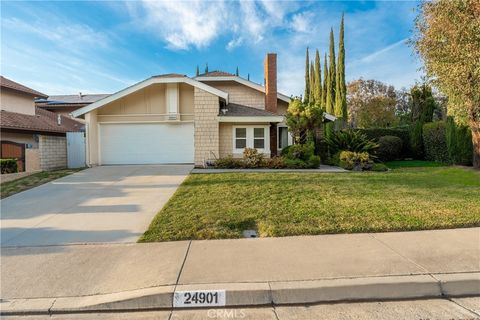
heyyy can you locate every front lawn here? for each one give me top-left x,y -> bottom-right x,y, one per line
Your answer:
0,169 -> 83,199
385,160 -> 447,169
140,167 -> 480,242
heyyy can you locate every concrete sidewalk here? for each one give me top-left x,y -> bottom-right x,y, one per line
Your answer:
1,228 -> 479,315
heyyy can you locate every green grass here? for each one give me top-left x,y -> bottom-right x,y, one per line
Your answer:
385,160 -> 447,169
1,169 -> 83,199
140,167 -> 480,242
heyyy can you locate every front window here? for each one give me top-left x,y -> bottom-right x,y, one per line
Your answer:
233,127 -> 269,153
235,128 -> 247,149
253,128 -> 265,148
278,127 -> 288,149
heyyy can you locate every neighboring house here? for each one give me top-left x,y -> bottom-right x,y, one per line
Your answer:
36,93 -> 110,117
72,53 -> 335,167
0,76 -> 83,172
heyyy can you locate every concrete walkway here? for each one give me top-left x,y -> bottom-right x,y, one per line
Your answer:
1,228 -> 479,314
0,165 -> 192,246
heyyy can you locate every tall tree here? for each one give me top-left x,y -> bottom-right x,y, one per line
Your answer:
205,63 -> 209,73
195,65 -> 200,76
310,62 -> 315,103
247,73 -> 250,81
326,28 -> 336,115
314,49 -> 322,104
322,53 -> 328,109
335,14 -> 347,122
304,47 -> 310,102
235,66 -> 239,76
413,0 -> 480,167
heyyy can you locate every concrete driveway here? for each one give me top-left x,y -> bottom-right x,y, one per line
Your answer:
0,165 -> 192,247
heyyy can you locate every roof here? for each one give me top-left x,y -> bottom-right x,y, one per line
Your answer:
36,94 -> 110,105
1,76 -> 48,98
1,107 -> 83,133
198,71 -> 234,77
153,73 -> 187,78
219,103 -> 278,117
72,76 -> 229,118
195,75 -> 291,103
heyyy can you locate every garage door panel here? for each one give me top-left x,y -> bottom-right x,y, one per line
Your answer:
99,123 -> 194,164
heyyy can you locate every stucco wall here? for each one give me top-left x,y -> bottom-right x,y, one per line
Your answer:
0,131 -> 38,148
85,110 -> 98,166
39,135 -> 67,170
0,88 -> 35,115
26,149 -> 40,172
194,88 -> 219,167
202,81 -> 265,109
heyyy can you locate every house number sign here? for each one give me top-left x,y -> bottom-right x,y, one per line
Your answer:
173,290 -> 226,307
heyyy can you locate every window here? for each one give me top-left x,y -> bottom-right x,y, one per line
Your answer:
233,126 -> 269,153
278,127 -> 288,149
253,128 -> 265,148
235,128 -> 247,149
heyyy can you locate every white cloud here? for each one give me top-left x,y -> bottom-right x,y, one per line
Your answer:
290,11 -> 314,33
226,37 -> 244,51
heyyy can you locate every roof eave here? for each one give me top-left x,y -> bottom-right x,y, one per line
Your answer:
218,115 -> 284,123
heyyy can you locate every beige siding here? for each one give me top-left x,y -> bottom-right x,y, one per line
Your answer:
278,100 -> 289,115
219,123 -> 233,158
179,83 -> 194,114
194,88 -> 219,167
85,110 -> 98,166
202,81 -> 265,109
0,88 -> 35,115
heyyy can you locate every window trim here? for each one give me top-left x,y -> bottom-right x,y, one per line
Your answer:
232,125 -> 270,155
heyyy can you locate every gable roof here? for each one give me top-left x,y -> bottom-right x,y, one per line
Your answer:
71,75 -> 229,118
194,74 -> 291,103
37,94 -> 110,105
198,71 -> 235,77
1,107 -> 83,133
1,76 -> 48,98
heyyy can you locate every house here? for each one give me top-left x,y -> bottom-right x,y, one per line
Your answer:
36,93 -> 110,117
72,53 -> 335,167
0,76 -> 83,172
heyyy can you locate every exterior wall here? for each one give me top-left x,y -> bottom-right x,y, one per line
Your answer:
85,110 -> 99,166
0,88 -> 36,115
0,131 -> 38,148
194,87 -> 219,167
39,135 -> 67,170
201,81 -> 265,109
277,100 -> 289,116
25,149 -> 40,172
219,123 -> 233,158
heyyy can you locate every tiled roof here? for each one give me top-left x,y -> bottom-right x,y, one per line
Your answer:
152,73 -> 187,78
219,103 -> 279,117
198,71 -> 234,77
36,94 -> 110,105
1,76 -> 48,98
1,107 -> 83,133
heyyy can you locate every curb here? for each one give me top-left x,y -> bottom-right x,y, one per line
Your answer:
1,273 -> 479,315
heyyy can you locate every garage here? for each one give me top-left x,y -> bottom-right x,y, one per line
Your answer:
98,123 -> 194,165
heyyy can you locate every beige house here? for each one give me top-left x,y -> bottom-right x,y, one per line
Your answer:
72,54 -> 335,168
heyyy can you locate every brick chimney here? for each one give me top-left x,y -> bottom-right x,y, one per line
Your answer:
264,53 -> 277,113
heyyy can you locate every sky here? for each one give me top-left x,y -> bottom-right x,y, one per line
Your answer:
1,0 -> 424,96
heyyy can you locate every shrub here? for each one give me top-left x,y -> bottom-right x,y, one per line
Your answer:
355,127 -> 411,157
1,159 -> 18,174
377,136 -> 403,161
422,121 -> 449,162
282,142 -> 315,162
243,148 -> 264,168
307,155 -> 321,169
262,157 -> 287,169
446,117 -> 473,166
371,163 -> 389,172
325,130 -> 379,154
214,156 -> 243,169
410,121 -> 424,159
339,151 -> 373,171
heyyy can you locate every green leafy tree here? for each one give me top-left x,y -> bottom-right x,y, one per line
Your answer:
304,47 -> 310,102
412,0 -> 480,167
314,50 -> 322,104
322,53 -> 328,109
309,62 -> 315,103
335,14 -> 347,122
286,97 -> 323,144
409,83 -> 436,159
326,28 -> 336,115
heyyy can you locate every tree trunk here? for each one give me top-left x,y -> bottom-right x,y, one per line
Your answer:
470,119 -> 480,168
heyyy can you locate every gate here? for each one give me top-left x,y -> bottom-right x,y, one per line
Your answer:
67,132 -> 86,168
0,141 -> 25,172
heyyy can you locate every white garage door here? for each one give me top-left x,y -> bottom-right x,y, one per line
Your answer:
99,123 -> 194,164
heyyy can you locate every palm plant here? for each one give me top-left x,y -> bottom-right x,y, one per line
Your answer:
325,130 -> 379,154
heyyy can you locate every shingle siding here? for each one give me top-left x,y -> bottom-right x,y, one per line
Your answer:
194,88 -> 219,167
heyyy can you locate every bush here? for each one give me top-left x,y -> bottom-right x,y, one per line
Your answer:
377,136 -> 403,161
355,127 -> 411,158
282,142 -> 315,161
262,157 -> 287,169
1,159 -> 18,174
338,151 -> 373,171
371,163 -> 389,172
410,121 -> 424,159
423,121 -> 449,162
243,148 -> 263,168
446,117 -> 473,166
214,156 -> 244,169
325,130 -> 379,154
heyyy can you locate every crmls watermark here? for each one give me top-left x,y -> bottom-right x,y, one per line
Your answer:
207,309 -> 246,319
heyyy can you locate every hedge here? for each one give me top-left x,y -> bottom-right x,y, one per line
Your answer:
355,127 -> 411,158
446,117 -> 473,166
422,121 -> 449,163
377,135 -> 403,161
1,159 -> 18,174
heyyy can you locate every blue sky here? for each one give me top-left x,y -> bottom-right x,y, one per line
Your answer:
1,1 -> 423,96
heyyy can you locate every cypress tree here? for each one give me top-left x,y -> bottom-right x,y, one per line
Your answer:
205,63 -> 209,73
322,53 -> 328,109
247,73 -> 250,81
314,49 -> 322,104
310,62 -> 315,103
196,65 -> 200,76
335,14 -> 347,122
326,28 -> 336,115
235,66 -> 239,76
304,47 -> 310,102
